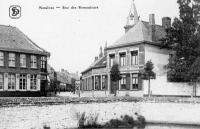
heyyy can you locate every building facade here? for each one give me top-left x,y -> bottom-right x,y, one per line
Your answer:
0,25 -> 50,97
81,1 -> 200,97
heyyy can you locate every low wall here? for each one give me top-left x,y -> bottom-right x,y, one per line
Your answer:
116,90 -> 143,97
0,91 -> 43,97
80,90 -> 143,97
80,91 -> 110,97
143,75 -> 200,97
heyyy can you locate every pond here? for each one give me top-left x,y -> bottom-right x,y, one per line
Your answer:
145,124 -> 200,129
0,102 -> 200,129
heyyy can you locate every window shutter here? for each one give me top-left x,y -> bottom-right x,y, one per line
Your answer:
16,74 -> 20,91
37,75 -> 41,91
105,75 -> 108,90
92,76 -> 94,90
126,74 -> 130,90
27,74 -> 30,91
4,73 -> 8,90
138,75 -> 143,90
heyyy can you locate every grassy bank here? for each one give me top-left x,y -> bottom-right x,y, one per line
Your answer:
1,96 -> 200,107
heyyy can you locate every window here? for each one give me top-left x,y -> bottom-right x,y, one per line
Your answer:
9,53 -> 15,67
95,76 -> 101,90
19,74 -> 27,90
120,53 -> 126,66
8,74 -> 16,90
30,75 -> 37,90
109,54 -> 115,67
131,51 -> 138,65
41,56 -> 46,69
20,54 -> 26,67
31,55 -> 37,68
102,75 -> 107,90
120,75 -> 126,90
132,74 -> 138,89
0,74 -> 3,90
0,52 -> 4,66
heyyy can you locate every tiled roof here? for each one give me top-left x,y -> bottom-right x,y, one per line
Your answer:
57,72 -> 71,84
107,21 -> 166,49
0,25 -> 50,56
82,56 -> 107,74
93,56 -> 107,68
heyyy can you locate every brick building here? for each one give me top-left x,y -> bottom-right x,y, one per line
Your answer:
0,25 -> 50,97
81,1 -> 200,97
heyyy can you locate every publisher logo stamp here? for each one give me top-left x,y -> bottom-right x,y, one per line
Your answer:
9,5 -> 21,19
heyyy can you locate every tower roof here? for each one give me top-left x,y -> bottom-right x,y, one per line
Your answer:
126,0 -> 139,27
107,21 -> 166,49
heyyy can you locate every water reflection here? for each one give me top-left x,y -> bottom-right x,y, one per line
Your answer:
145,124 -> 200,129
0,102 -> 200,129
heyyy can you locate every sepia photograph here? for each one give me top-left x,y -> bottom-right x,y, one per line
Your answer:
0,0 -> 200,128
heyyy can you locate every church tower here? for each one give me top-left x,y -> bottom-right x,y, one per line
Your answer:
124,0 -> 140,33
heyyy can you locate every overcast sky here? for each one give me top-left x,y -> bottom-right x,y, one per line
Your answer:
0,0 -> 179,74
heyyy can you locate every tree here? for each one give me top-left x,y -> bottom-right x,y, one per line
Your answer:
161,2 -> 199,76
141,60 -> 156,97
110,63 -> 121,96
161,0 -> 200,97
188,57 -> 200,97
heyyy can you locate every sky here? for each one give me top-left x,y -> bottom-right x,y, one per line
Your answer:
0,0 -> 179,74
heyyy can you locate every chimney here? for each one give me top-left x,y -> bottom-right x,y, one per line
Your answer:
162,17 -> 171,29
149,14 -> 156,41
149,14 -> 155,25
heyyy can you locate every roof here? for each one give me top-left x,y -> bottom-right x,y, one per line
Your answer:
82,56 -> 107,74
107,21 -> 166,49
57,72 -> 71,84
0,25 -> 50,56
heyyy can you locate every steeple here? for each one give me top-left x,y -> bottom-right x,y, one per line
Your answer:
99,46 -> 103,58
104,41 -> 107,56
124,0 -> 140,33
